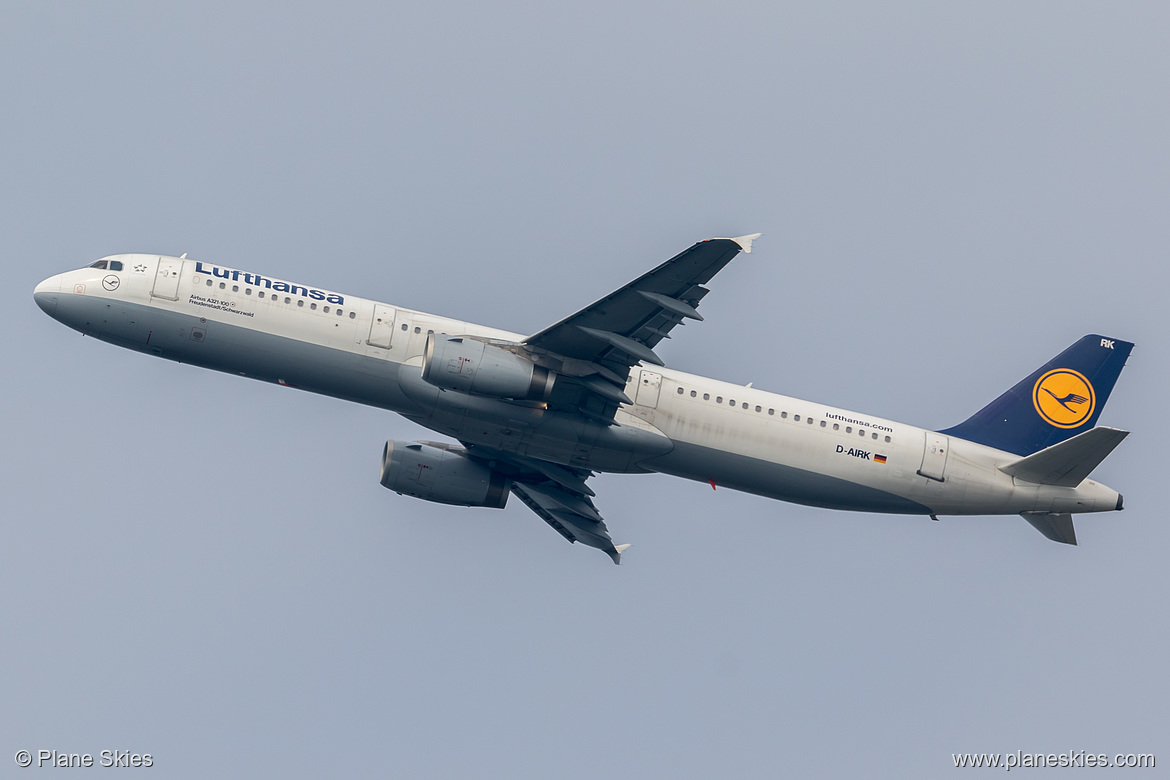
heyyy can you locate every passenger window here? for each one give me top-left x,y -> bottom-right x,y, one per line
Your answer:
414,327 -> 421,334
729,399 -> 735,406
872,432 -> 878,439
109,261 -> 123,271
755,405 -> 761,412
807,417 -> 814,424
690,390 -> 697,398
258,291 -> 264,298
219,282 -> 226,289
245,288 -> 252,295
884,435 -> 891,442
206,279 -> 212,287
846,426 -> 852,433
781,411 -> 788,418
677,387 -> 684,394
232,285 -> 239,292
742,402 -> 748,409
794,414 -> 800,421
833,423 -> 839,431
349,311 -> 356,319
323,306 -> 330,313
716,396 -> 722,403
286,297 -> 292,304
297,300 -> 304,307
820,420 -> 826,427
401,323 -> 408,331
860,429 -> 866,436
337,309 -> 343,316
768,409 -> 774,415
703,393 -> 710,401
311,303 -> 317,310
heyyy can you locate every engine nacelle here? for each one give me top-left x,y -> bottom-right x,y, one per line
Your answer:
422,334 -> 553,401
379,440 -> 510,508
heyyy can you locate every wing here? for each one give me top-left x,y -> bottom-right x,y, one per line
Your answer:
512,482 -> 629,564
465,444 -> 629,563
521,233 -> 760,420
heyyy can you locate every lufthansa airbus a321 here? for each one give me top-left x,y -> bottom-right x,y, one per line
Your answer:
33,236 -> 1132,562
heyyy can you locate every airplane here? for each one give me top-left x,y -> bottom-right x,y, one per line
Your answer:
33,235 -> 1132,563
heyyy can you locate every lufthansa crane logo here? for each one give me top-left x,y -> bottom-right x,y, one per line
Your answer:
1032,368 -> 1095,428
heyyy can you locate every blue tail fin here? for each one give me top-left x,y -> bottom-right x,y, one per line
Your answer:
940,335 -> 1133,456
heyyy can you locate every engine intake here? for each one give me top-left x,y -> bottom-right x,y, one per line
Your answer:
380,440 -> 510,508
422,334 -> 553,401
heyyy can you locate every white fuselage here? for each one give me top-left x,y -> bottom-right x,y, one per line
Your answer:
33,254 -> 1122,519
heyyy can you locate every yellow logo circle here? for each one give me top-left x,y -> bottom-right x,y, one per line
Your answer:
1032,369 -> 1095,428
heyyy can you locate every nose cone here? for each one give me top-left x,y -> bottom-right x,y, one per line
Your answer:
34,274 -> 63,316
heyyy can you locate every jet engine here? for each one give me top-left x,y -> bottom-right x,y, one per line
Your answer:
422,334 -> 553,401
379,440 -> 510,508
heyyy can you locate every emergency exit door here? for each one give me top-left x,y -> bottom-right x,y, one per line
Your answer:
636,370 -> 662,408
366,304 -> 397,349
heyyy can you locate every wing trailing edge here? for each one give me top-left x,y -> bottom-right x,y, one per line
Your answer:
511,481 -> 627,564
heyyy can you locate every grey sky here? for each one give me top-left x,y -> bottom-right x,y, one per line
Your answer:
3,3 -> 1167,777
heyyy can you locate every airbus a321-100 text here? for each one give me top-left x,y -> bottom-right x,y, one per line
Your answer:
33,235 -> 1133,562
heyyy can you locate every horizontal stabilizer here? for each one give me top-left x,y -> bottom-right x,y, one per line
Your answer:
999,426 -> 1129,487
1021,512 -> 1077,545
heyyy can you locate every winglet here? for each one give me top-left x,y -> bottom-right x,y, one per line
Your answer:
609,543 -> 632,565
730,233 -> 762,254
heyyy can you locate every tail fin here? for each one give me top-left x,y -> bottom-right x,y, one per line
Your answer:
941,335 -> 1133,456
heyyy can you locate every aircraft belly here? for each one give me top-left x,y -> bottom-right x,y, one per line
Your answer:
644,440 -> 932,513
73,297 -> 424,413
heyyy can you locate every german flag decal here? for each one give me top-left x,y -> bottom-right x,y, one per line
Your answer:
874,454 -> 887,464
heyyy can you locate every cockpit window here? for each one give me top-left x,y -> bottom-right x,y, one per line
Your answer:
109,260 -> 123,271
90,260 -> 108,269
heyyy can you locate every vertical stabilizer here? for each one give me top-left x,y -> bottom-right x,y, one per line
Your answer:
941,335 -> 1132,456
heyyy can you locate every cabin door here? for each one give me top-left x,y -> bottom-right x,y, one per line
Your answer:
152,258 -> 183,300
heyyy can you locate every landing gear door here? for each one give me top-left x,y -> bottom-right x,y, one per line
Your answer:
917,432 -> 950,482
636,369 -> 662,409
152,257 -> 182,300
367,304 -> 397,349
